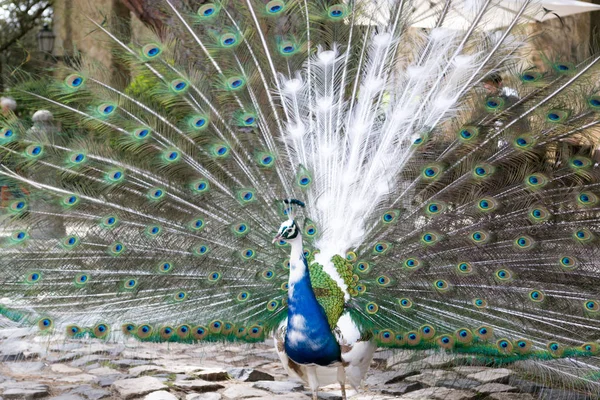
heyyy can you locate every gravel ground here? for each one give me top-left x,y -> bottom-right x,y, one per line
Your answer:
0,326 -> 594,400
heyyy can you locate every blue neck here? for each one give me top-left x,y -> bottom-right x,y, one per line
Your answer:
284,238 -> 340,366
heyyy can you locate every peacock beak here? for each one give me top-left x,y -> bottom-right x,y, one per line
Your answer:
272,233 -> 282,244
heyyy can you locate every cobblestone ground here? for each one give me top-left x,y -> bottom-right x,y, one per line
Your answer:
0,327 -> 593,400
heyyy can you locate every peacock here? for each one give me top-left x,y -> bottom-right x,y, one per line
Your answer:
1,0 -> 600,398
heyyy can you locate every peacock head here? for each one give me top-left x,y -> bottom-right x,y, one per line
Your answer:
273,219 -> 300,244
273,198 -> 304,244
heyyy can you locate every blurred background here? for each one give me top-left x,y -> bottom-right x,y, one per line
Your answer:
0,0 -> 600,102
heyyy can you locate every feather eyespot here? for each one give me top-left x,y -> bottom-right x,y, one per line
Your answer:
266,0 -> 285,14
406,331 -> 421,346
220,33 -> 238,47
521,71 -> 542,83
546,109 -> 569,123
158,262 -> 173,273
9,200 -> 27,213
513,134 -> 535,150
569,157 -> 592,171
194,245 -> 209,256
75,274 -> 90,286
25,144 -> 43,158
456,262 -> 473,274
266,300 -> 279,311
381,210 -> 399,224
497,338 -> 514,353
106,169 -> 124,183
189,218 -> 205,231
177,325 -> 191,338
248,325 -> 263,338
208,272 -> 221,282
528,290 -> 545,302
160,326 -> 174,340
475,326 -> 493,340
63,195 -> 79,207
584,300 -> 599,312
458,126 -> 479,142
241,248 -> 256,260
433,279 -> 449,291
137,324 -> 153,339
528,206 -> 550,223
38,318 -> 53,331
473,163 -> 494,179
473,298 -> 487,308
515,339 -> 532,354
589,96 -> 600,109
547,342 -> 562,356
420,325 -> 435,340
356,261 -> 370,273
0,127 -> 15,141
327,4 -> 347,18
109,242 -> 125,255
124,278 -> 138,289
469,230 -> 490,244
455,328 -> 473,344
93,323 -> 110,339
209,320 -> 223,334
227,76 -> 246,91
559,256 -> 577,269
192,326 -> 208,340
62,235 -> 80,249
485,96 -> 505,111
142,43 -> 161,58
366,302 -> 379,314
514,235 -> 534,250
399,298 -> 413,309
553,62 -> 573,73
279,41 -> 297,55
376,275 -> 391,287
262,270 -> 275,280
232,222 -> 250,236
403,258 -> 421,270
495,268 -> 512,281
426,201 -> 445,216
27,272 -> 41,283
171,79 -> 188,92
437,335 -> 454,349
573,228 -> 594,243
198,3 -> 219,18
211,144 -> 230,158
577,192 -> 598,207
373,242 -> 391,254
146,225 -> 162,237
98,103 -> 116,115
477,197 -> 497,212
421,232 -> 440,246
422,164 -> 442,180
241,113 -> 256,126
11,231 -> 28,242
65,74 -> 84,88
67,325 -> 82,337
581,343 -> 599,355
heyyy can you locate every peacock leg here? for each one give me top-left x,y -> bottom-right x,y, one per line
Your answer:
306,365 -> 319,400
337,365 -> 347,400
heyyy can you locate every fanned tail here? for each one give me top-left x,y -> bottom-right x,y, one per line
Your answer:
1,0 -> 600,393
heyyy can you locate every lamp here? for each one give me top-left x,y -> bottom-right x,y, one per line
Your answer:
36,24 -> 55,56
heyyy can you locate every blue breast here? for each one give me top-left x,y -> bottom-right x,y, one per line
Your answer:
284,259 -> 341,366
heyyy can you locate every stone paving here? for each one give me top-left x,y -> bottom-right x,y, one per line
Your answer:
0,327 -> 594,400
